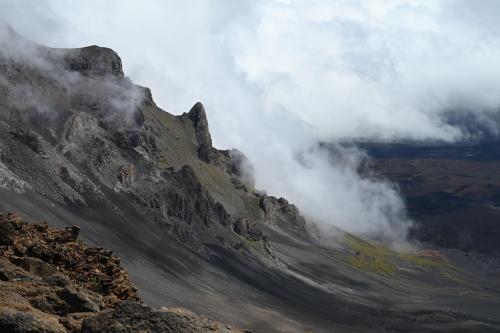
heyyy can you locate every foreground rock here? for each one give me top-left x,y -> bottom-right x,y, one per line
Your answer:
0,212 -> 138,307
81,302 -> 242,333
0,213 -> 242,333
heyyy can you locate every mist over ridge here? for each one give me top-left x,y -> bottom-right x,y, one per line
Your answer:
2,0 -> 500,242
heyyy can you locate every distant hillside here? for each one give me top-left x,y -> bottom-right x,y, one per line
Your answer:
345,140 -> 500,256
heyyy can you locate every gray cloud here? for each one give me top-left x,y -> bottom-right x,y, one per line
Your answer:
1,0 -> 499,242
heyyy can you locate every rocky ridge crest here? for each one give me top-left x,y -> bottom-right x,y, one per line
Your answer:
0,27 -> 308,261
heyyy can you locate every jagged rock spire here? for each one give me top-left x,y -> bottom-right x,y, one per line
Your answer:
186,102 -> 214,162
187,102 -> 212,147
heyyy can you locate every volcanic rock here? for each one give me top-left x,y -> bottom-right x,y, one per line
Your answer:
0,213 -> 241,333
80,301 -> 242,333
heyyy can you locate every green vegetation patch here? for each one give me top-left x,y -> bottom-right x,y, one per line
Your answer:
396,251 -> 450,272
342,234 -> 464,285
343,234 -> 396,276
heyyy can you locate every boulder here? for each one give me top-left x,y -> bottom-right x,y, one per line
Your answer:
9,256 -> 56,277
81,301 -> 242,333
0,290 -> 67,333
260,196 -> 307,232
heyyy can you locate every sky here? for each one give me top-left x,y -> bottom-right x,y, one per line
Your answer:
1,0 -> 500,242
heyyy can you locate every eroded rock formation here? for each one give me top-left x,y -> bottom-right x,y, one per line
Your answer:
0,213 -> 243,333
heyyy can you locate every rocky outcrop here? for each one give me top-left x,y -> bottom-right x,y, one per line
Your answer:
0,213 -> 139,307
226,150 -> 255,188
80,302 -> 243,333
0,213 -> 242,333
0,161 -> 32,193
0,213 -> 131,333
211,149 -> 256,189
132,165 -> 235,248
183,102 -> 213,162
118,164 -> 136,186
182,103 -> 256,188
260,196 -> 307,233
0,298 -> 68,333
233,218 -> 265,242
62,46 -> 124,77
10,129 -> 47,157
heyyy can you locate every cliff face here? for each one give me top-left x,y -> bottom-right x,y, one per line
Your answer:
1,28 -> 500,333
0,26 -> 302,258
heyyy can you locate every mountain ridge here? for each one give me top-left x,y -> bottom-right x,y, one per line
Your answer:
0,28 -> 500,332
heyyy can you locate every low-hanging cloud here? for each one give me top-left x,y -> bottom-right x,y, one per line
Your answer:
1,0 -> 499,242
0,25 -> 145,129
